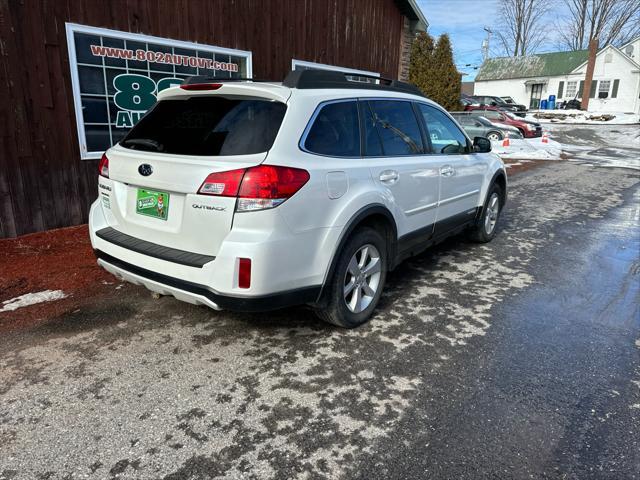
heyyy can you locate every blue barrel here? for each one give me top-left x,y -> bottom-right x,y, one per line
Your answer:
540,99 -> 548,110
548,95 -> 556,109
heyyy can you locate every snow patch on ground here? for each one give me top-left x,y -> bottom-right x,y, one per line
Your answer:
0,290 -> 67,312
493,124 -> 640,170
492,136 -> 562,160
528,110 -> 640,125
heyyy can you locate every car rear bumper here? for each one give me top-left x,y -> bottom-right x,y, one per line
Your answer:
95,250 -> 321,312
89,198 -> 331,310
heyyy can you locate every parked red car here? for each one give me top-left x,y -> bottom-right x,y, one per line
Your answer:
464,106 -> 542,138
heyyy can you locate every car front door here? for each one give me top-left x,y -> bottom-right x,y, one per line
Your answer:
416,103 -> 488,236
362,99 -> 441,240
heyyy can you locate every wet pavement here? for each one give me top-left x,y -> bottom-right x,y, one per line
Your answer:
552,124 -> 640,170
1,154 -> 639,478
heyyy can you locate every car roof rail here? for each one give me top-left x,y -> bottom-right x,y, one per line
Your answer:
181,75 -> 277,85
282,69 -> 425,97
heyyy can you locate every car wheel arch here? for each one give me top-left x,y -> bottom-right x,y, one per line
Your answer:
485,169 -> 507,211
315,204 -> 398,306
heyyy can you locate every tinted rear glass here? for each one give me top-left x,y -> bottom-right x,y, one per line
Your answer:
121,97 -> 286,156
303,101 -> 360,157
367,100 -> 424,156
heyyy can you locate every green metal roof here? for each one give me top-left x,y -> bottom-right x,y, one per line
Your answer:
475,50 -> 590,81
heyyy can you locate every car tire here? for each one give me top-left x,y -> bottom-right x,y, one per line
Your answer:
469,183 -> 503,243
315,227 -> 387,328
486,131 -> 503,141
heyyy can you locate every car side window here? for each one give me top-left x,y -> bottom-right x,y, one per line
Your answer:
417,103 -> 468,155
304,101 -> 360,156
361,102 -> 384,156
365,100 -> 424,156
482,110 -> 501,120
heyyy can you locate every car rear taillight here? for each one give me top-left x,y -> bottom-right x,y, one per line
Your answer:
237,165 -> 310,212
180,83 -> 223,91
198,169 -> 246,197
198,165 -> 310,212
98,153 -> 109,178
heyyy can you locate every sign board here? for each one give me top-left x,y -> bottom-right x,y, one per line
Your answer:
65,23 -> 252,159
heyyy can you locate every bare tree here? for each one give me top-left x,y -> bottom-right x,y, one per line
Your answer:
495,0 -> 550,56
557,0 -> 640,51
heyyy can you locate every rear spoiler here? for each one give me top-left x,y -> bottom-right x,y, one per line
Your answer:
158,76 -> 291,103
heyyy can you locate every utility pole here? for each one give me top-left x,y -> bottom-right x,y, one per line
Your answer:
482,27 -> 492,61
581,37 -> 599,111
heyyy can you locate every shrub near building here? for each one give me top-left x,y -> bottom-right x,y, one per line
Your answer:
409,32 -> 462,111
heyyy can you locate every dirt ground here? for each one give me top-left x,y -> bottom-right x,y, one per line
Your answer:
0,225 -> 116,331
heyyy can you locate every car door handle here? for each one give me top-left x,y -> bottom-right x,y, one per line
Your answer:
440,165 -> 455,177
379,170 -> 399,184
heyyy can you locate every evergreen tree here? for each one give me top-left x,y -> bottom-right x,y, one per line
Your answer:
408,31 -> 435,96
409,32 -> 462,111
432,34 -> 462,111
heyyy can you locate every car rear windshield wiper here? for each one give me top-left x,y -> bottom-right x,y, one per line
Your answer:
121,138 -> 164,151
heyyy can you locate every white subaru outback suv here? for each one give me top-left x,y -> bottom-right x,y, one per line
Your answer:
89,70 -> 506,328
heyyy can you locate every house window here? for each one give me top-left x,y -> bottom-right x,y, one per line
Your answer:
598,80 -> 611,98
529,83 -> 544,109
566,81 -> 578,98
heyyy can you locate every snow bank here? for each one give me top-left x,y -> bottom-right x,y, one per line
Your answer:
529,110 -> 640,125
492,136 -> 563,160
0,290 -> 67,312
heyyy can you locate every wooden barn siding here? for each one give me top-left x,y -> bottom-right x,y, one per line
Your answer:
0,0 -> 404,238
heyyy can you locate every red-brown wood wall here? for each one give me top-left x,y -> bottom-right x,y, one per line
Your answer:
0,0 -> 406,238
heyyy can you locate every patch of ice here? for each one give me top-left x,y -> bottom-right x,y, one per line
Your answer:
0,290 -> 67,312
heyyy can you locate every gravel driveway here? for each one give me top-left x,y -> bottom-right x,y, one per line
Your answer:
1,138 -> 639,479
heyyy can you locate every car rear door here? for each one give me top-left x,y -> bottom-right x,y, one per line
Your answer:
416,103 -> 487,236
101,92 -> 288,258
362,99 -> 440,238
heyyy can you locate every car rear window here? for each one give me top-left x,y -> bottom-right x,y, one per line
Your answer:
365,100 -> 425,156
120,97 -> 286,156
303,101 -> 360,157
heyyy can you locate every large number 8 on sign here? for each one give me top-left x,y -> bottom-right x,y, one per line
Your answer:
114,74 -> 157,111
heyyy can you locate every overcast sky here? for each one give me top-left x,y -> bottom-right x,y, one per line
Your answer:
417,0 -> 568,80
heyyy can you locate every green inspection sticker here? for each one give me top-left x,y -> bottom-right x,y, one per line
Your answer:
136,188 -> 170,221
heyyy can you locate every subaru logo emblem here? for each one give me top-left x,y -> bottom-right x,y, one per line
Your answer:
138,164 -> 153,176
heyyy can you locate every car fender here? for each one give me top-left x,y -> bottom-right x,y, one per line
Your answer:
314,199 -> 398,305
477,155 -> 507,210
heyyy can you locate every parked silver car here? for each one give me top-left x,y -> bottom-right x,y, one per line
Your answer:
451,113 -> 523,141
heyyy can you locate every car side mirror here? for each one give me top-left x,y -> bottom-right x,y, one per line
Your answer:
490,101 -> 497,106
473,136 -> 491,153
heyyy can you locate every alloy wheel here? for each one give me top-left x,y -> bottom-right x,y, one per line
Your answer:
343,244 -> 382,313
484,193 -> 500,235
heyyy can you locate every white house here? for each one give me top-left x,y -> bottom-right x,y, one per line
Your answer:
474,37 -> 640,113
